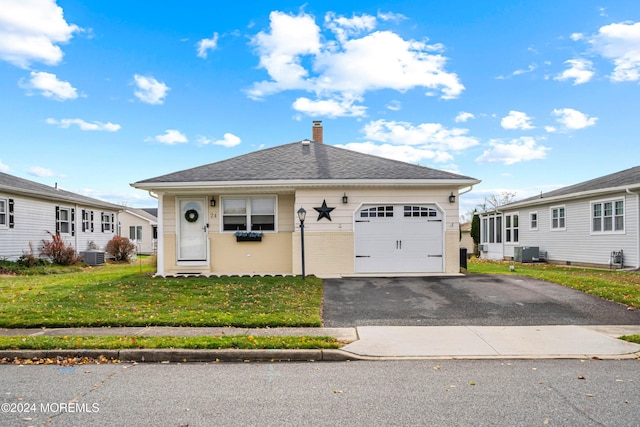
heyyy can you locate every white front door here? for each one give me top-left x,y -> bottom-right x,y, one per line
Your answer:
354,204 -> 444,273
178,198 -> 208,261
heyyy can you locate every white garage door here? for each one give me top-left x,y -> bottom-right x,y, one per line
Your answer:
354,204 -> 444,273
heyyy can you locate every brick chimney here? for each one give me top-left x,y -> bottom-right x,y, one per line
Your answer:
312,120 -> 323,143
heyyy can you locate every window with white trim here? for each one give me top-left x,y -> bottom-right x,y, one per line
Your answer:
0,199 -> 6,227
505,214 -> 519,243
57,207 -> 71,234
482,214 -> 502,243
101,212 -> 113,233
81,209 -> 94,233
129,225 -> 142,242
222,197 -> 276,231
551,206 -> 565,230
592,199 -> 624,233
530,212 -> 538,230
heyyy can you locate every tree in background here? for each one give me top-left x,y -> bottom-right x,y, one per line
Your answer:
470,210 -> 480,256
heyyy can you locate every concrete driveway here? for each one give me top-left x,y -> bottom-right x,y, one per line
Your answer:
322,274 -> 640,327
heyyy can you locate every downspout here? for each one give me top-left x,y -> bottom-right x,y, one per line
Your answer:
148,191 -> 165,276
626,188 -> 640,269
459,185 -> 474,197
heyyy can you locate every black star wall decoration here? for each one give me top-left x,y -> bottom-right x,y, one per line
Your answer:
314,199 -> 335,221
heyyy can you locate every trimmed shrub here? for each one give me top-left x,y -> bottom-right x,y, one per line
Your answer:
106,236 -> 136,262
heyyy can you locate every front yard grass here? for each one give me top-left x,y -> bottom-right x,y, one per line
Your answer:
0,259 -> 323,328
467,258 -> 640,309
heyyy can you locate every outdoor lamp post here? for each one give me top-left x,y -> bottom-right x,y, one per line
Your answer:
297,207 -> 306,280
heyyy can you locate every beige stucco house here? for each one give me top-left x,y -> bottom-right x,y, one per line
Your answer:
131,122 -> 480,277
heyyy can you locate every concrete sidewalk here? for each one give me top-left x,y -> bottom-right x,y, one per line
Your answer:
0,325 -> 639,362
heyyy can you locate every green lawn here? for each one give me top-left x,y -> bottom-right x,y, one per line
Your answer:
0,335 -> 340,350
467,257 -> 640,309
0,259 -> 323,328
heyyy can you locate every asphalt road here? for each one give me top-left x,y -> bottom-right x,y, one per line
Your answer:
1,359 -> 638,426
323,275 -> 640,327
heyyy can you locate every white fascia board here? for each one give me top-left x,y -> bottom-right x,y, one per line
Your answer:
131,178 -> 482,192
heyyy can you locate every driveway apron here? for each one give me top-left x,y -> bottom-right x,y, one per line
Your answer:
322,274 -> 640,327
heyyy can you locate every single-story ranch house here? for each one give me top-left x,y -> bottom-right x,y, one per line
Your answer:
480,166 -> 640,269
0,171 -> 122,261
132,122 -> 480,277
118,208 -> 158,255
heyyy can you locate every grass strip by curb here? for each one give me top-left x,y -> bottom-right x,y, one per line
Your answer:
620,334 -> 640,345
0,335 -> 341,350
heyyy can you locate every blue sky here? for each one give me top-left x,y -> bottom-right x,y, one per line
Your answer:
1,0 -> 639,218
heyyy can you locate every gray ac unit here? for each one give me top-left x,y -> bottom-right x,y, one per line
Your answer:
80,250 -> 105,266
514,246 -> 539,263
479,244 -> 488,252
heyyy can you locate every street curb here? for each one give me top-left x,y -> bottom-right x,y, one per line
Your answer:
0,349 -> 363,363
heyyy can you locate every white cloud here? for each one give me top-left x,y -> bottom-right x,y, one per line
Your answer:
501,111 -> 534,130
570,32 -> 584,41
476,137 -> 550,165
325,12 -> 377,43
336,141 -> 453,164
590,21 -> 640,82
197,133 -> 241,148
0,160 -> 9,172
512,64 -> 537,76
19,71 -> 77,100
292,96 -> 367,117
0,0 -> 80,68
455,112 -> 475,123
196,33 -> 218,58
248,11 -> 463,117
386,100 -> 401,111
150,129 -> 187,145
46,118 -> 120,132
362,119 -> 479,151
554,58 -> 594,85
133,74 -> 169,105
28,166 -> 64,178
551,108 -> 597,130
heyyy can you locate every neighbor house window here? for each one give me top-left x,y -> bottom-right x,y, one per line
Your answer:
101,212 -> 113,232
530,212 -> 538,230
222,197 -> 276,231
482,214 -> 502,244
0,199 -> 6,227
551,206 -> 565,230
592,199 -> 624,233
82,209 -> 94,232
505,214 -> 519,243
481,218 -> 488,243
129,226 -> 142,242
56,206 -> 73,235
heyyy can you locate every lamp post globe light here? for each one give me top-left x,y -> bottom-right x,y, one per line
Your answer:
297,207 -> 306,280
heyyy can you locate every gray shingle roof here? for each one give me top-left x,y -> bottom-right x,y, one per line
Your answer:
507,166 -> 640,207
0,171 -> 122,210
133,141 -> 478,185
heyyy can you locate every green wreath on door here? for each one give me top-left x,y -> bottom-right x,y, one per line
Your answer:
185,209 -> 199,223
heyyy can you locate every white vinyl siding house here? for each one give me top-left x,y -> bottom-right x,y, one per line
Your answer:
118,208 -> 158,255
480,166 -> 640,269
0,172 -> 122,261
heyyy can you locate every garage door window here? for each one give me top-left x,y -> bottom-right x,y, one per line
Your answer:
360,206 -> 393,218
404,206 -> 438,217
